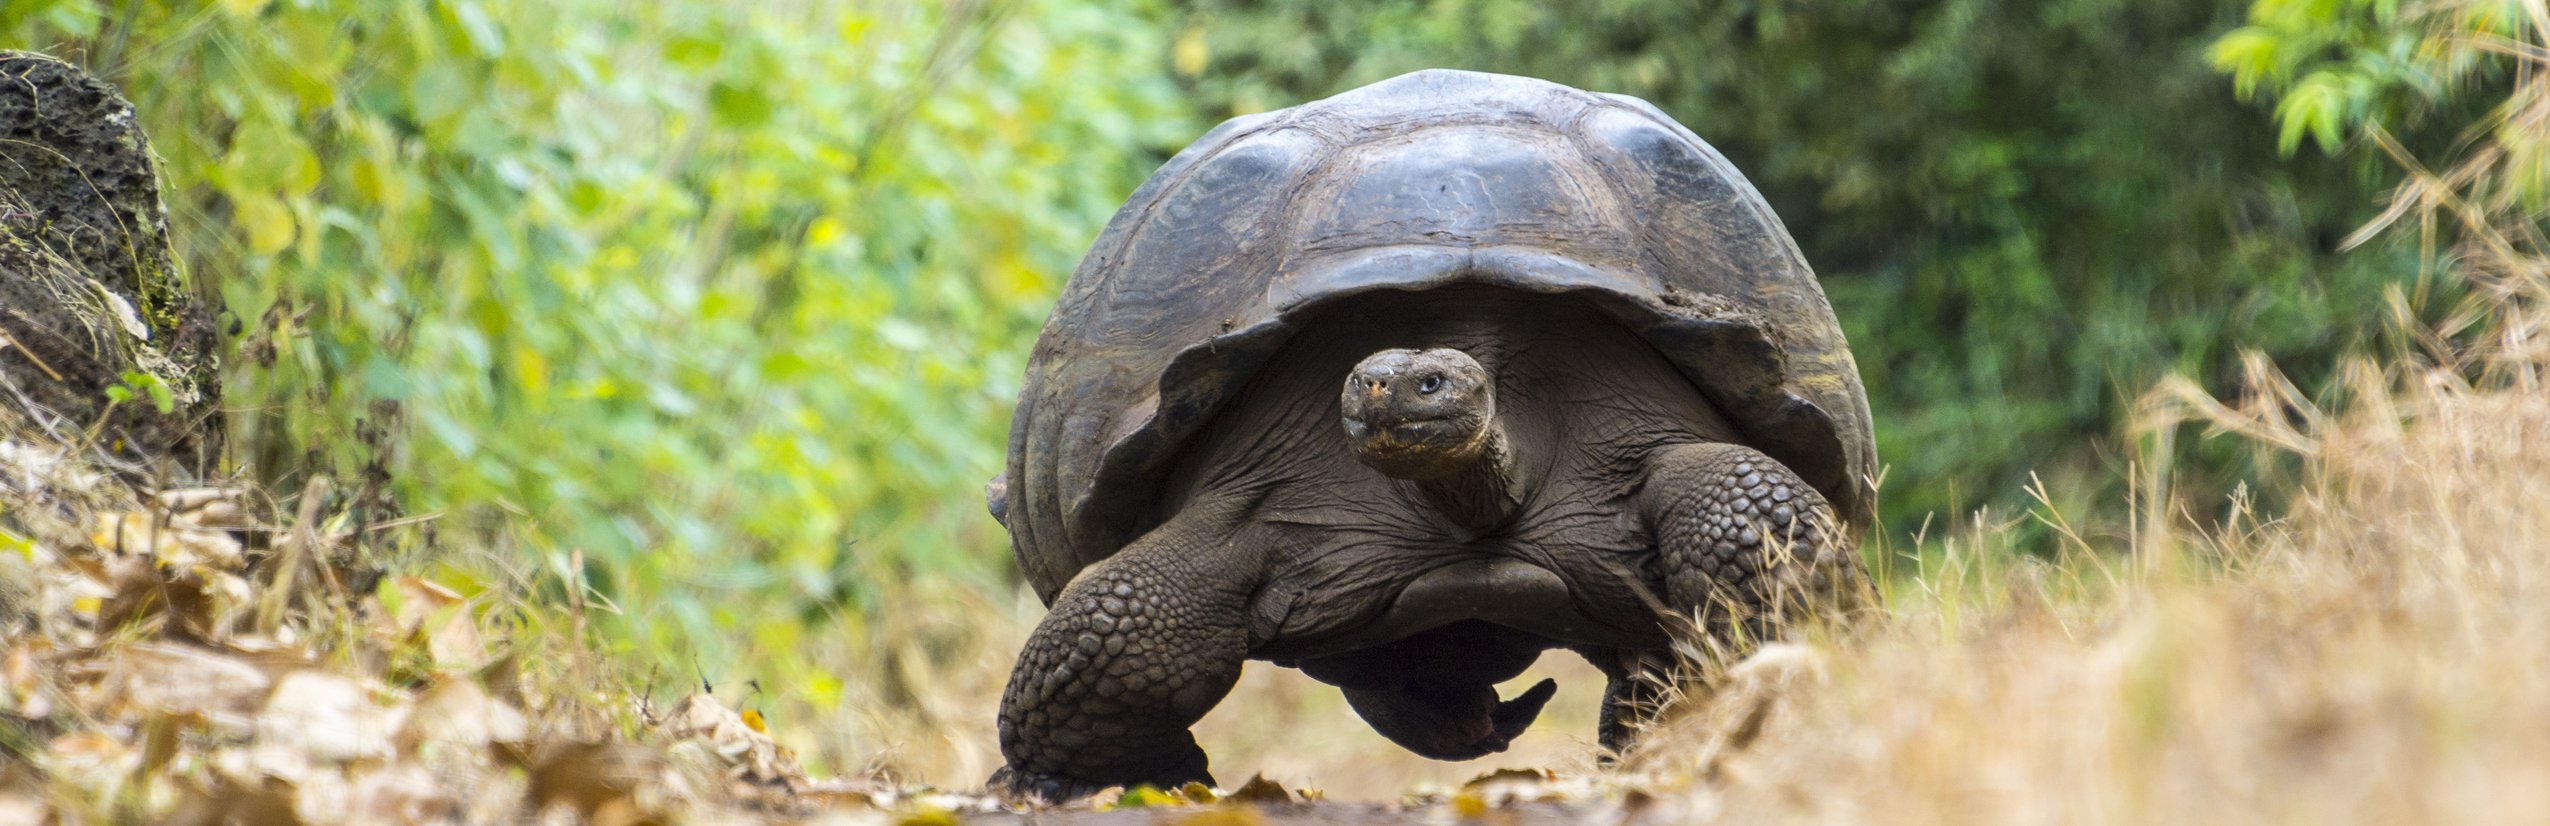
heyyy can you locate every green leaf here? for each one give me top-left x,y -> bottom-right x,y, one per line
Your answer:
709,81 -> 774,127
2274,72 -> 2350,155
2207,28 -> 2282,98
143,378 -> 176,414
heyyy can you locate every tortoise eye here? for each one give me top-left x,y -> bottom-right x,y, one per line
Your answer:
1418,375 -> 1444,394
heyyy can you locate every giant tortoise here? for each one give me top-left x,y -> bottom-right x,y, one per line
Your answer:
986,69 -> 1876,800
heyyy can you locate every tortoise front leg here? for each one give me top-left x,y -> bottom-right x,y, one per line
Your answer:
1579,443 -> 1866,758
990,504 -> 1266,802
1638,442 -> 1867,638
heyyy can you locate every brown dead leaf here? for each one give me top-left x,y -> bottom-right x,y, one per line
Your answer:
526,742 -> 667,823
396,676 -> 527,754
75,508 -> 257,641
79,642 -> 272,731
420,606 -> 484,669
1457,766 -> 1594,809
0,440 -> 100,492
384,577 -> 463,627
92,551 -> 251,641
658,693 -> 806,790
792,775 -> 897,810
91,511 -> 245,571
154,487 -> 253,528
255,670 -> 407,767
167,774 -> 303,826
1461,768 -> 1552,790
588,796 -> 664,826
1,643 -> 52,719
211,636 -> 320,674
340,762 -> 458,824
0,794 -> 47,826
43,731 -> 133,767
1224,773 -> 1293,805
379,577 -> 484,670
39,731 -> 137,798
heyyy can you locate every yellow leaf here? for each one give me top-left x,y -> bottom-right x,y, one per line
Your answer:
351,154 -> 409,212
218,0 -> 271,16
806,216 -> 845,248
280,141 -> 323,196
989,250 -> 1045,300
1112,785 -> 1180,808
513,346 -> 549,393
601,245 -> 639,271
893,806 -> 956,826
1173,27 -> 1210,77
235,194 -> 297,255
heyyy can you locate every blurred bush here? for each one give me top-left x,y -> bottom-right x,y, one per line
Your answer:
4,0 -> 1193,673
1167,0 -> 2488,525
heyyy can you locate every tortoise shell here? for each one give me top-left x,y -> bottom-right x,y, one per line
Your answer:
997,69 -> 1874,603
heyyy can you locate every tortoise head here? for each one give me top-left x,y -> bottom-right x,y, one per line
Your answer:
1339,348 -> 1497,480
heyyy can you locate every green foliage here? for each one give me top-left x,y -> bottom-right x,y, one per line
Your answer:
1171,0 -> 2433,527
2216,0 -> 2537,177
6,0 -> 1193,676
107,371 -> 178,415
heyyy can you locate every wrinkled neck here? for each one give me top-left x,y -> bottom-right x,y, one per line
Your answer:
1405,423 -> 1519,537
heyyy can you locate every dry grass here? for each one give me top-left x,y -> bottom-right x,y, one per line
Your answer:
1610,9 -> 2550,820
1617,369 -> 2550,823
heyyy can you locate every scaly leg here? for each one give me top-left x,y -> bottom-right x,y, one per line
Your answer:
989,503 -> 1267,802
1638,442 -> 1868,643
1591,443 -> 1867,757
1577,646 -> 1668,758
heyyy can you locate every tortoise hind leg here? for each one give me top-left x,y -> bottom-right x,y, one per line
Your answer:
1337,678 -> 1555,761
1576,647 -> 1668,758
990,504 -> 1269,802
1296,621 -> 1554,761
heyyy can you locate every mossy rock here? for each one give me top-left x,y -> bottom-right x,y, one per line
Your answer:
0,51 -> 222,472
